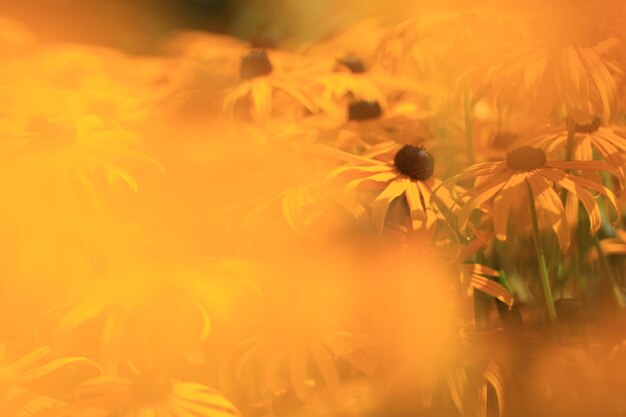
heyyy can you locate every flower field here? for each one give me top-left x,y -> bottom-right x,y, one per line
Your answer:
1,1 -> 626,416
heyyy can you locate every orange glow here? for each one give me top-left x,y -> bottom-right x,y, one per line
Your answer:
1,2 -> 626,416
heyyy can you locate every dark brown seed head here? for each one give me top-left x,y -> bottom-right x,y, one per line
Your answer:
506,146 -> 546,171
394,145 -> 435,181
337,57 -> 366,74
240,49 -> 273,80
348,100 -> 382,121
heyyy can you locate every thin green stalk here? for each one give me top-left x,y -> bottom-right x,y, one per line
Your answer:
564,117 -> 576,162
592,236 -> 625,308
464,86 -> 475,165
527,181 -> 557,322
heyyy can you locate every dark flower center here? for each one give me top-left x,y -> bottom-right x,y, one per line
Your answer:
240,49 -> 273,80
394,145 -> 435,181
574,117 -> 601,133
337,57 -> 366,74
506,146 -> 546,171
131,374 -> 173,403
348,100 -> 382,121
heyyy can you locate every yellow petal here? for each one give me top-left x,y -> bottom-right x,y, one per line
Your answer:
457,171 -> 511,234
471,274 -> 514,308
492,173 -> 526,241
405,181 -> 427,230
371,179 -> 408,233
527,173 -> 570,252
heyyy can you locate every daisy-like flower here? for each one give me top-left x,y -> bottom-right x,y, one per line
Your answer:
308,56 -> 436,124
0,344 -> 98,417
0,113 -> 160,214
337,95 -> 438,154
322,143 -> 457,233
57,259 -> 259,372
0,344 -> 97,390
465,2 -> 626,125
234,250 -> 373,402
223,49 -> 317,122
454,146 -> 620,251
526,118 -> 626,179
376,8 -> 514,77
71,374 -> 238,417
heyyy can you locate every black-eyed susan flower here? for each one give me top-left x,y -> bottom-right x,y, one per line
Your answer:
454,145 -> 621,320
57,259 -> 259,372
71,374 -> 239,417
223,49 -> 317,122
0,345 -> 98,417
322,143 -> 458,233
526,118 -> 626,179
454,146 -> 620,252
234,249 -> 373,402
0,113 -> 160,214
0,344 -> 98,390
377,8 -> 513,77
465,3 -> 626,125
309,59 -> 423,121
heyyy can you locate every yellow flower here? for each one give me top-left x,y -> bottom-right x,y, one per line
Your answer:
0,345 -> 92,416
376,8 -> 513,77
0,344 -> 98,393
526,118 -> 626,180
322,143 -> 458,232
0,113 -> 159,213
159,32 -> 255,125
466,4 -> 625,124
453,146 -> 620,252
72,374 -> 238,417
57,259 -> 259,371
234,250 -> 373,402
223,49 -> 317,122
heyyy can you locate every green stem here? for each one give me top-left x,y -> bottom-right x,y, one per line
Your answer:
464,86 -> 475,165
564,117 -> 576,162
527,181 -> 557,322
592,236 -> 625,308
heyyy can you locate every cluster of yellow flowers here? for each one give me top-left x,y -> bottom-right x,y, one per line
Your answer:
2,1 -> 626,416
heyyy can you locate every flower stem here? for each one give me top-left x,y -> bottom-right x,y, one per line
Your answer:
527,181 -> 557,322
592,235 -> 625,308
564,117 -> 576,162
